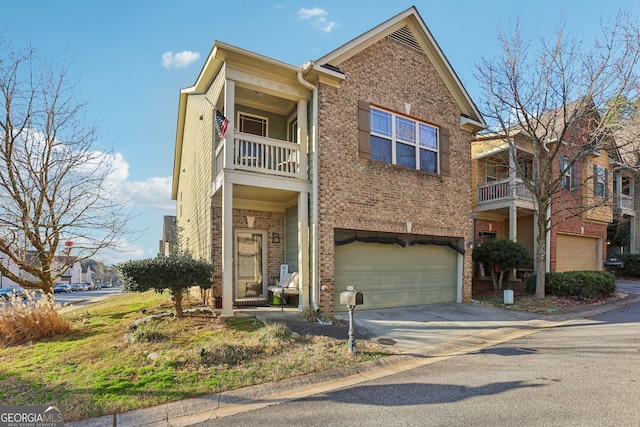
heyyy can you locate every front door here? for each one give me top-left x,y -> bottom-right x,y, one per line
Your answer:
235,230 -> 267,299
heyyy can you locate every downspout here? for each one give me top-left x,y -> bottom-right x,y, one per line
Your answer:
298,64 -> 319,310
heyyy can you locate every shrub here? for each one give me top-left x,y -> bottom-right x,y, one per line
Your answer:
524,271 -> 616,298
472,238 -> 532,291
615,253 -> 640,277
0,291 -> 72,347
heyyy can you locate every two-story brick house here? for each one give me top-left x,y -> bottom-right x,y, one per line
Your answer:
471,100 -> 615,282
172,7 -> 485,315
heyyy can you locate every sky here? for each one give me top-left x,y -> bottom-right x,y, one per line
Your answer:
3,0 -> 639,264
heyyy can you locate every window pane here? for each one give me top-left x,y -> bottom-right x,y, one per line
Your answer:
371,135 -> 392,163
371,109 -> 391,137
419,124 -> 438,149
240,114 -> 267,137
419,149 -> 437,173
396,116 -> 415,143
397,142 -> 416,168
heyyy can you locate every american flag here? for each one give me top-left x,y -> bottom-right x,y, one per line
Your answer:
215,109 -> 230,139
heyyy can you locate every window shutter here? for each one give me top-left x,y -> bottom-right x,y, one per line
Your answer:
605,167 -> 609,197
358,100 -> 371,159
593,164 -> 598,196
440,127 -> 450,176
559,154 -> 566,189
572,162 -> 578,191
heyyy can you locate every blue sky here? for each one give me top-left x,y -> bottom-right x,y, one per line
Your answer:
3,0 -> 638,264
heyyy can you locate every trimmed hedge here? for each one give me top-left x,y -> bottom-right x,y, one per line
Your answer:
525,271 -> 616,298
615,254 -> 640,277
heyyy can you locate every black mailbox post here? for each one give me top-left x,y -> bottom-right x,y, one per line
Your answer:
340,286 -> 363,354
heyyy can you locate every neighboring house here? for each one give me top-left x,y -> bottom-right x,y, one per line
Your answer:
159,215 -> 177,256
608,122 -> 640,257
82,264 -> 93,284
171,7 -> 485,315
471,101 -> 615,280
67,260 -> 83,284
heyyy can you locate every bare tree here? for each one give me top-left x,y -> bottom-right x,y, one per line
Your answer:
476,11 -> 640,298
0,32 -> 132,293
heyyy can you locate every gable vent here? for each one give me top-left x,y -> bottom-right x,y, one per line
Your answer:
387,26 -> 424,54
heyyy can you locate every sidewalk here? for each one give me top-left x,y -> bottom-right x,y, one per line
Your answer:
66,292 -> 640,427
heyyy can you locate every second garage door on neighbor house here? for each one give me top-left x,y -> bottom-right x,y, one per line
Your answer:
556,233 -> 600,272
334,241 -> 458,311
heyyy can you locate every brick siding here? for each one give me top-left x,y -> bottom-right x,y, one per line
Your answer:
316,36 -> 475,312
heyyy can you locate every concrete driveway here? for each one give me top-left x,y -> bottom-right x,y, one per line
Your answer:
333,302 -> 540,351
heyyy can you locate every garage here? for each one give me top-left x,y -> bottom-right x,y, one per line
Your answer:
556,234 -> 600,272
334,240 -> 459,311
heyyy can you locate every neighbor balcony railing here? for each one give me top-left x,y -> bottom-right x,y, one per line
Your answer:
477,178 -> 533,204
215,132 -> 301,179
617,193 -> 634,212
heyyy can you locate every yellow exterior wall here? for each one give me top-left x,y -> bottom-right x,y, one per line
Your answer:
176,95 -> 214,261
584,151 -> 614,224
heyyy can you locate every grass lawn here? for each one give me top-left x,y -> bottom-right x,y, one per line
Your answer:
0,291 -> 388,422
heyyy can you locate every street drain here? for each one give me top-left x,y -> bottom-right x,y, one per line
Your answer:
377,338 -> 397,346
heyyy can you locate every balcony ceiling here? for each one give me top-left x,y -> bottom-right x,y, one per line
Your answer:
234,184 -> 299,205
236,86 -> 295,116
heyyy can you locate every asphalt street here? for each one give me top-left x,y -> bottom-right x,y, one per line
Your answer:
191,292 -> 640,426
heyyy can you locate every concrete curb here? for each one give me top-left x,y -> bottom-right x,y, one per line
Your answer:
65,294 -> 639,427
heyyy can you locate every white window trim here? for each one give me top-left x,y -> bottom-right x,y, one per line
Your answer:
237,111 -> 269,137
370,107 -> 439,173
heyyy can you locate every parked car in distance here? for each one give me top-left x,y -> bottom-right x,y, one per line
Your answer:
54,284 -> 72,293
83,282 -> 94,291
0,286 -> 26,300
69,283 -> 83,292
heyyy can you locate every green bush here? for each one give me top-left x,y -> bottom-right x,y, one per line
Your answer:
525,271 -> 616,298
615,254 -> 640,277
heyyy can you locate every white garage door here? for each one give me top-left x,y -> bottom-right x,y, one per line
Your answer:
556,234 -> 599,272
334,241 -> 458,311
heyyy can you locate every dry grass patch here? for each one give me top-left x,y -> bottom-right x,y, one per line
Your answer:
0,291 -> 71,347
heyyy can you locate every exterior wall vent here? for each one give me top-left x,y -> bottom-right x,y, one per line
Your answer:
387,26 -> 424,54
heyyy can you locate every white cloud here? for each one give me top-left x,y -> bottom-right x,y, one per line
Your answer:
121,176 -> 175,212
162,51 -> 201,69
298,7 -> 327,19
298,7 -> 336,33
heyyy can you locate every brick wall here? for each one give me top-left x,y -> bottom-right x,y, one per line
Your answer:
316,36 -> 475,311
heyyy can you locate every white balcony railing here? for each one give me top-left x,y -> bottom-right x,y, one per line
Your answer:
618,193 -> 634,211
215,132 -> 301,179
477,178 -> 533,204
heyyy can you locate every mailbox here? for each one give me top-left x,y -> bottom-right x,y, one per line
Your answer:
340,287 -> 363,306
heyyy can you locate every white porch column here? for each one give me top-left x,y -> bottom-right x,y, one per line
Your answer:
298,191 -> 310,309
223,80 -> 235,169
509,144 -> 517,279
221,80 -> 235,317
297,99 -> 308,178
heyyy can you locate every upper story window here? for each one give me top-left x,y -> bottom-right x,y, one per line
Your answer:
560,154 -> 578,190
593,164 -> 608,197
370,107 -> 439,173
486,163 -> 498,182
238,112 -> 268,137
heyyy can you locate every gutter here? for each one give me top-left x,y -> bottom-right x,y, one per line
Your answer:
298,64 -> 320,311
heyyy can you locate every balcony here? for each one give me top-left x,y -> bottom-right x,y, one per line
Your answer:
476,178 -> 535,210
215,132 -> 302,180
616,193 -> 635,215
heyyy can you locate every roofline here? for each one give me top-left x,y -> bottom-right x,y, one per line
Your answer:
315,6 -> 485,129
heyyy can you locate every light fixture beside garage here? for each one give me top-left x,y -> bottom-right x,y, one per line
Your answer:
406,221 -> 413,233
